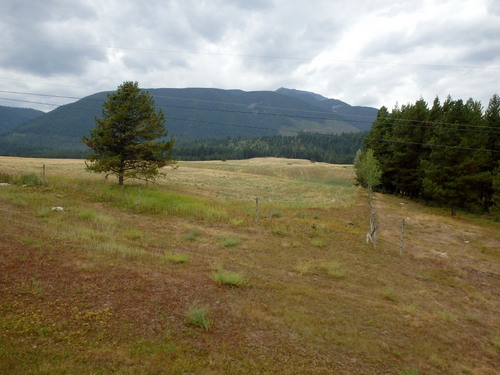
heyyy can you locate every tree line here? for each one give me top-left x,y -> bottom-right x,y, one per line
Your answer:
364,94 -> 500,216
174,132 -> 365,164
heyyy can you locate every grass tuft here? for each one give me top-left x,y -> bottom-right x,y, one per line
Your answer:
186,306 -> 211,331
270,210 -> 284,218
212,269 -> 247,287
125,229 -> 143,240
220,236 -> 240,247
185,227 -> 202,241
398,369 -> 420,375
320,261 -> 346,279
164,252 -> 189,264
381,287 -> 399,302
294,260 -> 315,276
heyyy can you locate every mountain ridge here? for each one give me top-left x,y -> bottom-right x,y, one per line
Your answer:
0,105 -> 45,133
0,87 -> 377,156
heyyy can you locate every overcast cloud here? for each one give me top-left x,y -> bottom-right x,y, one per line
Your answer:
0,0 -> 499,112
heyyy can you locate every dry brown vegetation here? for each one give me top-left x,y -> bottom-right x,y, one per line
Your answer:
0,156 -> 499,374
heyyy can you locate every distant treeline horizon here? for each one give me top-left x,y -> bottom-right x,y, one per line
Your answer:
6,132 -> 366,165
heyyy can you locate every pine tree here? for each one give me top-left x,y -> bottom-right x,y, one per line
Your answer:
83,81 -> 174,185
485,94 -> 500,168
422,97 -> 490,214
365,106 -> 396,193
387,99 -> 429,197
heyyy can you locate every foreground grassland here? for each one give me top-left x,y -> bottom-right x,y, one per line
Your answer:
0,156 -> 499,375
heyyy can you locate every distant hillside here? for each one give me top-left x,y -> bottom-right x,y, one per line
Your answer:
275,88 -> 378,131
0,88 -> 377,156
0,106 -> 44,132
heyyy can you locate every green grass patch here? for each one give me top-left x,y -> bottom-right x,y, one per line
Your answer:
320,261 -> 346,279
492,331 -> 500,348
311,239 -> 326,247
220,236 -> 240,247
186,306 -> 211,331
270,210 -> 284,218
398,369 -> 420,375
164,252 -> 189,264
211,269 -> 247,287
125,229 -> 143,240
381,287 -> 399,302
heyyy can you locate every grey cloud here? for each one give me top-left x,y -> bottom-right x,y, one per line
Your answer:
360,14 -> 500,68
230,0 -> 274,11
0,0 -> 106,75
487,0 -> 500,15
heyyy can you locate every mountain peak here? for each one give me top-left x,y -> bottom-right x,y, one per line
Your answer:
275,87 -> 329,102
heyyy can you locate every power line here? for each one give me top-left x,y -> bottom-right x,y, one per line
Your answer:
167,116 -> 499,153
0,91 -> 498,152
1,89 -> 499,133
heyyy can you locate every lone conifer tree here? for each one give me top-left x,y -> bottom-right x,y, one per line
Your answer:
83,81 -> 174,185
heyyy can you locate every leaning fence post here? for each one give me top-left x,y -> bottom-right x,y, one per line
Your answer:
366,186 -> 377,248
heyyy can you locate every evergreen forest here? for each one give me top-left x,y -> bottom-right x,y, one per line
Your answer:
364,94 -> 500,215
174,131 -> 365,164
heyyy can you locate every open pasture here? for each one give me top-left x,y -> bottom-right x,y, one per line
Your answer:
0,156 -> 498,375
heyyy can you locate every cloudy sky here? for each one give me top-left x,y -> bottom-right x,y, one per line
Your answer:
1,0 -> 499,112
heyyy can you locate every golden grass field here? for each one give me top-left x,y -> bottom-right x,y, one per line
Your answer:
0,156 -> 499,375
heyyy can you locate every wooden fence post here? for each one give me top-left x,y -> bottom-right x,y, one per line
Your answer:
41,164 -> 46,185
255,197 -> 259,226
399,218 -> 406,255
366,186 -> 377,248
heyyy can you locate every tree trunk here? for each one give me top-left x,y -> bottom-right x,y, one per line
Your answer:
119,174 -> 124,186
451,205 -> 457,216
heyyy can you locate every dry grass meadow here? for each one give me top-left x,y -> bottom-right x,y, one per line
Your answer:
0,156 -> 499,375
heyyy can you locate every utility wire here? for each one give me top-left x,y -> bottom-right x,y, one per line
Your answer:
1,89 -> 499,133
0,92 -> 498,152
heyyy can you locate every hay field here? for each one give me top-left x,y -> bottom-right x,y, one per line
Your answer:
0,156 -> 357,207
